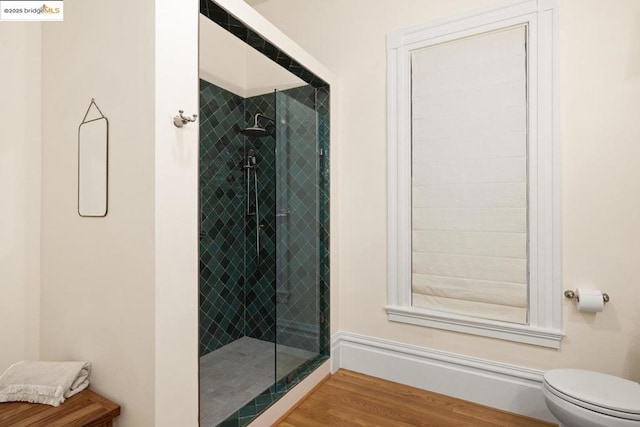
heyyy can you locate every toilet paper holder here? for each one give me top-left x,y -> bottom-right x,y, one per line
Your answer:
564,290 -> 610,303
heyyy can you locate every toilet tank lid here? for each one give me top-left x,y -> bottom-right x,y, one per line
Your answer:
544,369 -> 640,414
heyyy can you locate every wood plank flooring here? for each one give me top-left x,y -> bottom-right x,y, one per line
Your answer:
277,370 -> 556,427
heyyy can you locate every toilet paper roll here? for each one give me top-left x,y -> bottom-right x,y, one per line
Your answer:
576,289 -> 604,312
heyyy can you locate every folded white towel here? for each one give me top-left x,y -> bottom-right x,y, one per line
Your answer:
0,361 -> 91,407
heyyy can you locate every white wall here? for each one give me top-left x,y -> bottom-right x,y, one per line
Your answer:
199,14 -> 249,96
0,23 -> 41,373
155,0 -> 199,426
244,43 -> 305,96
199,13 -> 304,97
33,2 -> 333,426
40,0 -> 156,425
253,0 -> 640,380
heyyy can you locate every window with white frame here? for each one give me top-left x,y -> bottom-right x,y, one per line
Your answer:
386,0 -> 562,348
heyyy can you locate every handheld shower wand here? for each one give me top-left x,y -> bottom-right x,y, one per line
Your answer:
244,149 -> 261,266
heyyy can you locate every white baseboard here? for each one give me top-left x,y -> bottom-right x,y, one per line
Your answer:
331,331 -> 557,424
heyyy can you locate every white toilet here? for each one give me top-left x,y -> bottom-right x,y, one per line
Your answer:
543,368 -> 640,427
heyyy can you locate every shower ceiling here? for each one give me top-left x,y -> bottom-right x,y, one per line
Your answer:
199,14 -> 306,98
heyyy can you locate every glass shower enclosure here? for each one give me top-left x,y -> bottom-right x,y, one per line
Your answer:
198,80 -> 329,426
274,87 -> 323,379
198,4 -> 330,425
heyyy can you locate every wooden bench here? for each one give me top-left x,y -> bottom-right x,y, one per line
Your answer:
0,389 -> 120,427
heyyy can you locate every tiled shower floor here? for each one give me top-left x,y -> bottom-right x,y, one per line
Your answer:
199,337 -> 316,426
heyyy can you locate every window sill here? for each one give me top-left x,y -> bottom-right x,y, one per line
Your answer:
385,305 -> 564,349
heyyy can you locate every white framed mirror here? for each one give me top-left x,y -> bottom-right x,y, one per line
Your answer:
78,115 -> 108,217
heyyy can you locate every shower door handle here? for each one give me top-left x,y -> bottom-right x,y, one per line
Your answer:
256,222 -> 266,266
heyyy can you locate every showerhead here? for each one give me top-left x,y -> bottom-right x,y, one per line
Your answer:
241,126 -> 270,137
241,113 -> 274,137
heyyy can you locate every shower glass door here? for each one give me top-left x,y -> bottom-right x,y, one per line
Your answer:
274,86 -> 321,381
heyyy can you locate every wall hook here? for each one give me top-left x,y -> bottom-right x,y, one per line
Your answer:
174,110 -> 198,128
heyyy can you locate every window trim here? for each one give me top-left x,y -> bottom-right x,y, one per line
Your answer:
386,0 -> 562,348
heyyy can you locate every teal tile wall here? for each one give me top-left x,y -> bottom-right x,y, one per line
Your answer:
244,93 -> 277,343
199,79 -> 331,427
199,81 -> 280,355
199,80 -> 246,356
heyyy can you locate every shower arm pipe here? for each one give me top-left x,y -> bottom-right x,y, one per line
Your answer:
253,113 -> 274,124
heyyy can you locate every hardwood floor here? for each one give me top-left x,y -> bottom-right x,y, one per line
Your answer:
277,370 -> 556,427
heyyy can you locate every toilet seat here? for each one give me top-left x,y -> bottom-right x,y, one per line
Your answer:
543,369 -> 640,421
